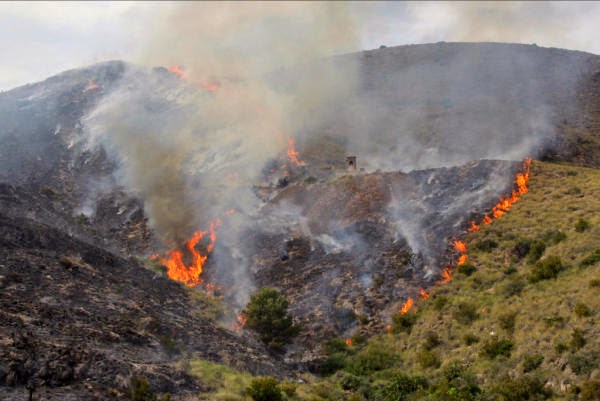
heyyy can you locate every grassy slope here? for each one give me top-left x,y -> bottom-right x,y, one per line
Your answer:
180,161 -> 600,400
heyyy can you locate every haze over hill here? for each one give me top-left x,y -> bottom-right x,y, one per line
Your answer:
1,41 -> 599,400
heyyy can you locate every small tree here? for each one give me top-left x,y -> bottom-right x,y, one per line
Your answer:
246,376 -> 282,401
245,287 -> 300,350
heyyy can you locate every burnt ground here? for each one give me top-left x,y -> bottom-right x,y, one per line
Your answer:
241,160 -> 522,361
0,211 -> 284,401
1,43 -> 599,398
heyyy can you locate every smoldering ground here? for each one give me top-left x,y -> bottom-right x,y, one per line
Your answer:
82,4 -> 590,309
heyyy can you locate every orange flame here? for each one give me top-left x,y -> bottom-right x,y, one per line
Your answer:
168,65 -> 220,92
475,158 -> 532,228
419,288 -> 430,300
400,297 -> 414,314
467,221 -> 480,232
439,266 -> 453,284
287,138 -> 305,166
83,79 -> 99,92
454,240 -> 467,254
168,65 -> 186,80
153,218 -> 221,286
225,209 -> 236,216
231,312 -> 248,331
345,338 -> 352,346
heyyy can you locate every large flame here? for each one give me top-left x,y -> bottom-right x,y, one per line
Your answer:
153,218 -> 222,287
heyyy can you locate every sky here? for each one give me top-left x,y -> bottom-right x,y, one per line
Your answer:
1,1 -> 599,91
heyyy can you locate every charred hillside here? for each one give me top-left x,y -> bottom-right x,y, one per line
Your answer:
0,42 -> 599,399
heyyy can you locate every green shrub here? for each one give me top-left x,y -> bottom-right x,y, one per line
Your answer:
452,302 -> 478,325
457,262 -> 476,276
338,372 -> 365,392
580,379 -> 600,400
347,342 -> 398,374
432,296 -> 448,311
543,315 -> 565,328
481,337 -> 513,359
498,311 -> 517,333
555,342 -> 568,354
429,362 -> 482,401
490,375 -> 552,401
463,333 -> 479,345
580,249 -> 600,268
529,256 -> 563,282
503,265 -> 518,275
130,376 -> 169,401
575,218 -> 592,232
542,229 -> 567,245
279,382 -> 297,398
423,331 -> 441,350
590,278 -> 600,287
574,303 -> 592,317
568,353 -> 597,376
474,239 -> 498,252
246,376 -> 282,401
500,278 -> 526,298
391,312 -> 417,334
159,334 -> 178,354
378,373 -> 427,401
513,239 -> 533,259
526,241 -> 546,263
570,328 -> 586,350
244,288 -> 300,350
522,354 -> 544,372
417,350 -> 440,369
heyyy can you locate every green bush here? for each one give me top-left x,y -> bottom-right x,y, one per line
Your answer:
570,328 -> 586,350
474,239 -> 498,252
529,256 -> 563,282
452,302 -> 478,325
513,238 -> 533,259
130,376 -> 170,401
568,352 -> 598,376
417,350 -> 440,369
498,311 -> 517,333
590,278 -> 600,287
555,342 -> 568,354
522,354 -> 544,372
378,373 -> 427,401
463,333 -> 479,345
575,218 -> 592,232
246,376 -> 282,401
457,262 -> 476,276
580,379 -> 600,400
338,372 -> 365,392
347,342 -> 398,374
574,303 -> 591,317
481,337 -> 513,359
423,331 -> 441,350
433,296 -> 448,311
526,241 -> 546,264
541,229 -> 567,245
428,362 -> 482,401
500,278 -> 526,298
580,249 -> 600,268
391,312 -> 417,334
244,288 -> 300,350
543,315 -> 565,328
490,375 -> 552,401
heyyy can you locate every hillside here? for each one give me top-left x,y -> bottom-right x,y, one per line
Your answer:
176,160 -> 600,401
0,42 -> 599,400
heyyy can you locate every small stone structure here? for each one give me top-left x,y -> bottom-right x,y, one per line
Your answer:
346,156 -> 357,171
